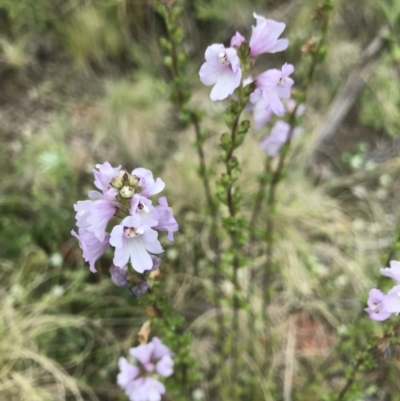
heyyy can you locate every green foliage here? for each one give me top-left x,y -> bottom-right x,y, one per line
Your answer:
17,115 -> 78,252
60,4 -> 126,69
2,0 -> 400,400
0,247 -> 126,400
0,0 -> 65,34
341,142 -> 376,172
359,55 -> 400,137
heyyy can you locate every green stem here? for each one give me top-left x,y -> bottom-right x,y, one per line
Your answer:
156,1 -> 225,347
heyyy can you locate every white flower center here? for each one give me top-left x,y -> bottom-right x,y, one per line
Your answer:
124,227 -> 141,238
278,77 -> 285,86
218,52 -> 229,65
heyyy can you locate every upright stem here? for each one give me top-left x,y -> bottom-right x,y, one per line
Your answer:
155,2 -> 226,348
191,112 -> 215,214
263,107 -> 298,303
225,111 -> 244,346
160,3 -> 216,216
250,157 -> 271,236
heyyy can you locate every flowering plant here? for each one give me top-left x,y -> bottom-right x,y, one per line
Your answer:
72,162 -> 178,295
117,337 -> 174,401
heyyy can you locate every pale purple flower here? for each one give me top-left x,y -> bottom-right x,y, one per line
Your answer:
71,228 -> 110,273
260,121 -> 300,157
88,187 -> 119,202
131,281 -> 150,297
365,288 -> 392,321
74,200 -> 93,228
86,199 -> 117,242
383,285 -> 400,314
380,260 -> 400,284
130,337 -> 174,377
130,195 -> 159,227
148,255 -> 161,273
154,197 -> 179,241
117,338 -> 173,401
249,13 -> 288,57
132,168 -> 165,198
125,377 -> 165,401
231,31 -> 245,48
251,85 -> 302,130
93,161 -> 120,192
110,265 -> 151,296
117,357 -> 140,388
110,265 -> 129,287
250,63 -> 294,116
199,44 -> 242,101
118,362 -> 166,401
110,215 -> 163,273
252,98 -> 273,129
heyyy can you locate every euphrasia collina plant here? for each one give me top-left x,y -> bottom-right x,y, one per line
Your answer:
117,337 -> 174,401
366,261 -> 400,320
72,163 -> 177,283
72,163 -> 181,400
71,0 -> 400,399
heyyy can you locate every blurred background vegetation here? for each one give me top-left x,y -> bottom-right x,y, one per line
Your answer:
1,0 -> 400,399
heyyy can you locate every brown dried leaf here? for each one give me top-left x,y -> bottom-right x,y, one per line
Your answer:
138,321 -> 151,344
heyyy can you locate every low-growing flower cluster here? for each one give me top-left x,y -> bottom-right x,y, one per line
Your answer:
118,337 -> 174,401
199,12 -> 302,157
365,260 -> 400,321
72,162 -> 178,294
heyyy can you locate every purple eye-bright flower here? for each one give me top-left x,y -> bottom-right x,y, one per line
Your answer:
252,98 -> 273,129
71,228 -> 110,273
110,264 -> 155,297
250,63 -> 294,116
260,120 -> 301,157
231,31 -> 245,48
93,161 -> 121,192
249,13 -> 288,57
86,199 -> 117,242
117,337 -> 174,401
199,44 -> 242,101
132,168 -> 165,198
110,265 -> 129,287
117,357 -> 140,388
110,215 -> 163,273
130,194 -> 159,227
365,288 -> 392,321
118,358 -> 166,401
126,377 -> 165,401
74,200 -> 93,229
129,337 -> 174,377
380,260 -> 400,284
154,197 -> 178,242
72,163 -> 178,279
383,285 -> 400,314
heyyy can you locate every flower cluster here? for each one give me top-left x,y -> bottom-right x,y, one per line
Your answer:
199,13 -> 292,118
365,260 -> 400,321
117,337 -> 174,401
72,162 -> 178,290
199,12 -> 301,156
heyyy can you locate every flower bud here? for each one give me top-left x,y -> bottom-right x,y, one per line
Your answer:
110,265 -> 128,287
111,171 -> 126,189
120,186 -> 135,198
131,281 -> 150,297
128,174 -> 139,187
